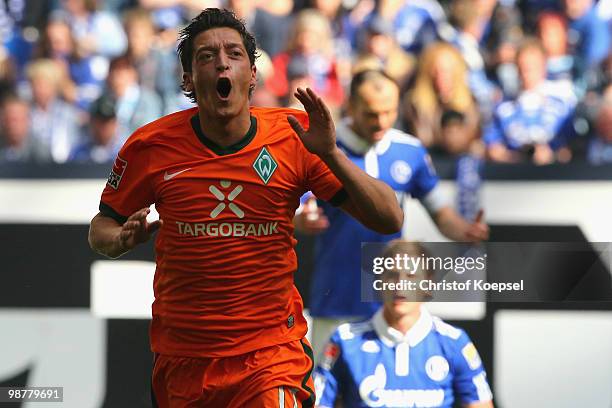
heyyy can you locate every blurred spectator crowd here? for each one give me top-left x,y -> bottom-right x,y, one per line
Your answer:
0,0 -> 611,166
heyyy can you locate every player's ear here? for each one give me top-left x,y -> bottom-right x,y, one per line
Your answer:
250,64 -> 257,89
182,72 -> 194,92
347,96 -> 355,117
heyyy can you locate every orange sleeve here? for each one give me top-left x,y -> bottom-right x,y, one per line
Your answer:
304,151 -> 346,205
292,111 -> 346,205
99,135 -> 155,223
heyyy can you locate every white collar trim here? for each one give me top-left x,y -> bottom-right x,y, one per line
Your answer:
336,118 -> 371,154
372,305 -> 433,347
336,118 -> 394,155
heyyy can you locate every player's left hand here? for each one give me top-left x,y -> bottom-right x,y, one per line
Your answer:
118,207 -> 163,252
287,87 -> 337,158
465,209 -> 489,242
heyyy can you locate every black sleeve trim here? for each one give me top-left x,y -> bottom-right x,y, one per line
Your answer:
328,188 -> 348,207
99,201 -> 128,224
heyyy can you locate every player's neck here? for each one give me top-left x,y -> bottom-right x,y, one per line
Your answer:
197,109 -> 252,148
349,123 -> 374,147
383,305 -> 421,335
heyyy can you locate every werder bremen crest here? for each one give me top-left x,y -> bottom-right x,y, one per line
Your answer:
252,146 -> 278,184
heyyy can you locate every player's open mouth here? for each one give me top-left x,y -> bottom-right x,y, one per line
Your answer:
216,78 -> 232,99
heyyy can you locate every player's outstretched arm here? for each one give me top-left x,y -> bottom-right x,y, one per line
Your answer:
88,207 -> 162,259
288,87 -> 403,234
434,208 -> 489,242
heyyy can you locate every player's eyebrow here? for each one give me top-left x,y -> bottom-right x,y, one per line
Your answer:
195,45 -> 219,54
223,42 -> 244,49
195,42 -> 244,56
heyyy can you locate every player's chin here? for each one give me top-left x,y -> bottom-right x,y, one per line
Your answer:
393,299 -> 419,313
370,130 -> 386,143
208,94 -> 247,116
372,130 -> 386,142
385,298 -> 406,308
209,101 -> 238,118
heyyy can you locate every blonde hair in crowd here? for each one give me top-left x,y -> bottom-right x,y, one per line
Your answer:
26,58 -> 63,88
284,9 -> 334,57
409,42 -> 474,117
123,7 -> 154,29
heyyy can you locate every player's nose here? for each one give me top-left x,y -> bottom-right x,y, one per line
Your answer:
215,52 -> 230,72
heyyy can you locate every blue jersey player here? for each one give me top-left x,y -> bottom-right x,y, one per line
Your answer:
313,241 -> 494,408
294,70 -> 489,357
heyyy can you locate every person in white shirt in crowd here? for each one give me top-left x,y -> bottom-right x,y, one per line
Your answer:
0,94 -> 51,163
54,0 -> 127,59
103,55 -> 163,144
26,58 -> 81,163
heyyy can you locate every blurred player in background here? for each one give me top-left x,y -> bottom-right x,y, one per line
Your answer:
294,70 -> 489,359
87,8 -> 403,408
314,240 -> 494,408
484,38 -> 577,164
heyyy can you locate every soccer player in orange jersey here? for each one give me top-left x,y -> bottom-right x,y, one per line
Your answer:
88,8 -> 403,408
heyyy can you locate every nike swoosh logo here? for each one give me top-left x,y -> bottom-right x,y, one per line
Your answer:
164,168 -> 191,181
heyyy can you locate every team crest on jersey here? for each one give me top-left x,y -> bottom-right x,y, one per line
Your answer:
425,355 -> 450,381
107,155 -> 127,190
390,160 -> 412,184
252,146 -> 277,184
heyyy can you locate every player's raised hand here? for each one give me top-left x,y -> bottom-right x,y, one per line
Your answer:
287,87 -> 337,157
118,207 -> 163,251
465,209 -> 489,242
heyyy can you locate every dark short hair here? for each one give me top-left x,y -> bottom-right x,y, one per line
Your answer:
108,55 -> 136,73
349,69 -> 398,104
90,94 -> 117,120
286,55 -> 309,80
177,8 -> 259,103
0,93 -> 27,111
440,109 -> 466,128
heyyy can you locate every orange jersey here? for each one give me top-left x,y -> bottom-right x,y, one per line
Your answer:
99,106 -> 344,358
